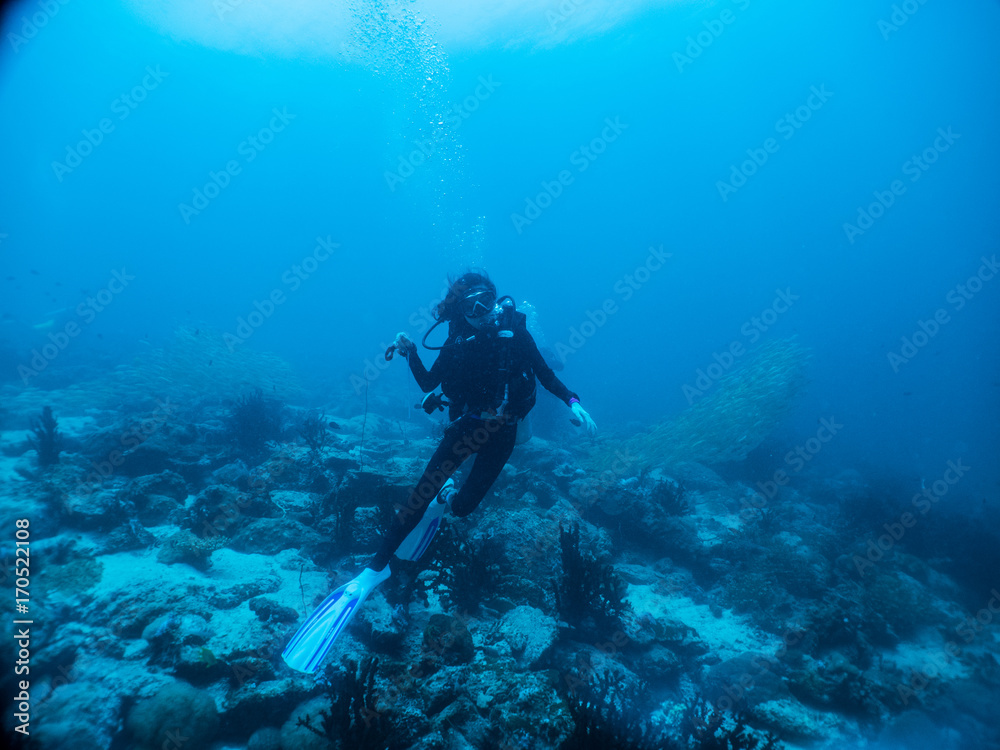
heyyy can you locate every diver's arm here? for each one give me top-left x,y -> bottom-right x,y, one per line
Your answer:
524,330 -> 578,405
525,331 -> 597,435
391,332 -> 441,391
407,350 -> 443,392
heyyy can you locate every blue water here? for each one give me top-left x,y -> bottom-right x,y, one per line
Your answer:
4,0 -> 997,501
1,0 -> 999,745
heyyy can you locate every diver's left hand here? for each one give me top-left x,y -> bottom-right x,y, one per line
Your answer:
569,402 -> 598,438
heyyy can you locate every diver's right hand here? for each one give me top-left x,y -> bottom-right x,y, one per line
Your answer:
392,332 -> 416,357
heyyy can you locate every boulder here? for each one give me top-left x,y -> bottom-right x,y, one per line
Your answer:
423,614 -> 474,665
248,727 -> 282,750
270,490 -> 317,515
498,605 -> 557,668
34,681 -> 121,750
124,470 -> 187,502
63,489 -> 120,531
248,597 -> 298,624
640,644 -> 682,682
229,518 -> 324,556
749,697 -> 842,741
280,696 -> 335,750
210,459 -> 250,488
127,680 -> 219,750
357,593 -> 407,649
704,652 -> 791,710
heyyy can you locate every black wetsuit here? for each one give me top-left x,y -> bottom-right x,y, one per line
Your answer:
371,313 -> 578,570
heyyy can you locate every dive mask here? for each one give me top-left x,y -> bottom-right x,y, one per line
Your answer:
461,288 -> 496,319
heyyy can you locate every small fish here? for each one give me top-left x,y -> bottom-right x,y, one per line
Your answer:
208,359 -> 212,366
97,333 -> 104,339
29,269 -> 39,275
198,647 -> 217,668
903,391 -> 913,396
5,276 -> 13,282
194,328 -> 200,336
32,319 -> 54,330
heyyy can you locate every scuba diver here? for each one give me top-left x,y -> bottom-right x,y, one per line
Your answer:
283,271 -> 597,673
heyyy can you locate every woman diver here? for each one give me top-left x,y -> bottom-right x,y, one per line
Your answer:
283,271 -> 597,673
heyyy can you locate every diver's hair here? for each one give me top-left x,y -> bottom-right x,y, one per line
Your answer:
434,270 -> 496,322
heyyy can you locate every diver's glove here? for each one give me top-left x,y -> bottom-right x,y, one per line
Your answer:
387,332 -> 416,360
569,399 -> 597,437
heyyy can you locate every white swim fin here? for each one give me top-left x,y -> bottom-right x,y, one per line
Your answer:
281,565 -> 391,674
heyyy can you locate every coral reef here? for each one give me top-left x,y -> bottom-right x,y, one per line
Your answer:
555,523 -> 628,633
681,696 -> 783,749
227,388 -> 285,463
157,529 -> 226,570
30,405 -> 61,467
562,670 -> 672,750
860,572 -> 936,641
429,524 -> 503,616
3,331 -> 997,750
651,476 -> 689,516
423,614 -> 475,665
296,658 -> 403,749
299,410 -> 332,454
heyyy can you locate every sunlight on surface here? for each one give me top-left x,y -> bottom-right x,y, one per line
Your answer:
121,0 -> 675,59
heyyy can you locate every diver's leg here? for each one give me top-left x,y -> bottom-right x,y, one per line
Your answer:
286,421 -> 481,673
449,419 -> 518,518
370,417 -> 473,569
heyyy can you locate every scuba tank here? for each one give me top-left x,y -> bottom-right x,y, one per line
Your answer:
494,297 -> 516,419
